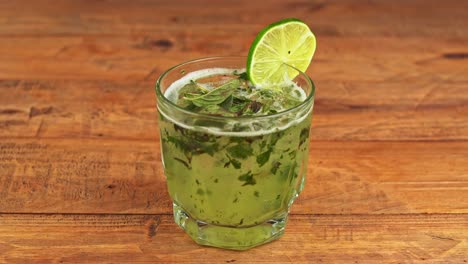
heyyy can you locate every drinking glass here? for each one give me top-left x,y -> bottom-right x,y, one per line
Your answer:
156,57 -> 315,250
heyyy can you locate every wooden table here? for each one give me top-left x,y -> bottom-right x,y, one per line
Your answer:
1,0 -> 467,262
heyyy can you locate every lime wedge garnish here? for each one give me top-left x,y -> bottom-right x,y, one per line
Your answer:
247,18 -> 316,85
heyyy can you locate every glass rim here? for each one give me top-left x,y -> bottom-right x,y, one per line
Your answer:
155,56 -> 315,121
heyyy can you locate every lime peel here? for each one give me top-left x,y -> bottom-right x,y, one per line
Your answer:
247,18 -> 316,85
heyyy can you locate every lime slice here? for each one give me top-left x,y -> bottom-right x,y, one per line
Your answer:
247,18 -> 316,85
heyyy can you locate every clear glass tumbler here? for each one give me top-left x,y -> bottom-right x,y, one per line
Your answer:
156,57 -> 315,250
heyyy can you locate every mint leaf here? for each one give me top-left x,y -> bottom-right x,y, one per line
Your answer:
220,95 -> 233,110
271,161 -> 281,174
224,154 -> 242,169
231,158 -> 242,169
176,81 -> 207,108
227,143 -> 253,159
229,96 -> 251,115
184,79 -> 239,107
238,72 -> 249,81
299,128 -> 310,147
288,150 -> 297,159
256,149 -> 272,167
197,104 -> 221,115
238,171 -> 256,186
174,157 -> 191,169
167,125 -> 220,157
233,70 -> 249,81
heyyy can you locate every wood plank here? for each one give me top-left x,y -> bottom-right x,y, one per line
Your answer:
0,0 -> 467,38
0,35 -> 467,82
0,80 -> 159,140
0,139 -> 170,214
303,141 -> 468,214
0,79 -> 467,141
1,140 -> 467,214
0,213 -> 467,263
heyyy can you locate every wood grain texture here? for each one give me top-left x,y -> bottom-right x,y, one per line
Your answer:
1,140 -> 467,214
0,0 -> 467,82
0,0 -> 467,262
0,214 -> 467,263
0,79 -> 467,141
1,0 -> 467,38
1,36 -> 468,82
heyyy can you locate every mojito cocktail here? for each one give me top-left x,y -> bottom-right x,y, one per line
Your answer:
156,57 -> 314,250
156,18 -> 316,250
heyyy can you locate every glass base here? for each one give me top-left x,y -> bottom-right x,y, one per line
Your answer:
173,203 -> 287,250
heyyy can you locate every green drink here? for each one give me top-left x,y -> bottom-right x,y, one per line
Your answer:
156,57 -> 315,250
